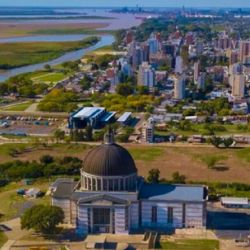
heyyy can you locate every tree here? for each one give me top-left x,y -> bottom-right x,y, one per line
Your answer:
224,137 -> 234,148
54,129 -> 65,142
85,125 -> 93,141
147,168 -> 160,183
21,205 -> 64,234
210,136 -> 223,148
172,171 -> 186,184
40,155 -> 54,165
116,83 -> 134,96
44,64 -> 52,72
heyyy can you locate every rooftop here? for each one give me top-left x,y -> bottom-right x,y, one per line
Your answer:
139,183 -> 206,202
117,112 -> 132,123
73,107 -> 105,119
221,197 -> 249,205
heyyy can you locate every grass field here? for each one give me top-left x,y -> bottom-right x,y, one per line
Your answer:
0,232 -> 7,248
0,22 -> 108,38
155,124 -> 250,137
0,179 -> 51,222
1,101 -> 33,111
0,142 -> 249,222
32,72 -> 68,83
158,239 -> 220,250
0,143 -> 249,186
0,36 -> 99,69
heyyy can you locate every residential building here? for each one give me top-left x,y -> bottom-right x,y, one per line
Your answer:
138,62 -> 155,88
231,73 -> 245,98
174,74 -> 186,99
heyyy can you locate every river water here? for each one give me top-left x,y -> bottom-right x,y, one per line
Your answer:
0,8 -> 152,82
0,35 -> 115,82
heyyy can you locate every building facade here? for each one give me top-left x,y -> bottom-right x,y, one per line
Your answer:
52,132 -> 207,236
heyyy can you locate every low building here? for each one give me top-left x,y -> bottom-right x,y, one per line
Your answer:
117,112 -> 132,126
68,107 -> 116,129
221,197 -> 250,208
52,131 -> 207,236
26,188 -> 41,199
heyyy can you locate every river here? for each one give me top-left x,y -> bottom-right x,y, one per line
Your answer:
0,34 -> 115,82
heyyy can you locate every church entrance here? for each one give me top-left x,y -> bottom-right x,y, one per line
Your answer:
92,208 -> 112,233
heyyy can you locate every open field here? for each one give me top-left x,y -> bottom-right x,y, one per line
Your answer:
0,143 -> 249,185
0,101 -> 34,111
0,232 -> 8,248
158,239 -> 220,250
0,179 -> 51,222
155,124 -> 250,137
0,36 -> 100,69
32,72 -> 68,83
0,22 -> 108,38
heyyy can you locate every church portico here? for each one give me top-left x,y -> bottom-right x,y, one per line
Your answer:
76,194 -> 130,235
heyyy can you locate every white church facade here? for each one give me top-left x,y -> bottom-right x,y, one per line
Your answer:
51,132 -> 207,235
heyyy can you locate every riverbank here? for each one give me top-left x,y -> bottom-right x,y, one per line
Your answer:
0,22 -> 108,38
0,36 -> 100,70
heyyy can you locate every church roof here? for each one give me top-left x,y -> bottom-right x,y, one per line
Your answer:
82,143 -> 137,176
139,183 -> 207,202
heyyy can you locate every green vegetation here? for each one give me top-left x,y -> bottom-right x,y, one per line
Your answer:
87,54 -> 119,69
0,75 -> 47,97
93,93 -> 160,113
200,155 -> 228,169
1,101 -> 33,111
158,239 -> 219,250
32,72 -> 68,83
38,89 -> 78,112
0,155 -> 82,182
21,205 -> 64,234
129,147 -> 164,161
0,232 -> 7,248
156,121 -> 250,137
0,179 -> 51,222
236,148 -> 250,162
147,168 -> 161,183
0,36 -> 100,69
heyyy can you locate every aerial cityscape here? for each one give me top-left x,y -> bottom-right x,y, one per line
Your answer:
0,1 -> 249,250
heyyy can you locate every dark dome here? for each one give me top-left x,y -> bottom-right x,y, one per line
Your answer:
82,143 -> 137,176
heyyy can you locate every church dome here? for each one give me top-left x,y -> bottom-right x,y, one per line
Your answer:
82,143 -> 137,176
80,130 -> 138,192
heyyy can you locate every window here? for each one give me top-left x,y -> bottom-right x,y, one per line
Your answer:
168,207 -> 173,224
151,206 -> 157,224
125,207 -> 129,230
182,204 -> 186,227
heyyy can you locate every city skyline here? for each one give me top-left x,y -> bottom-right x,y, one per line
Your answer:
1,0 -> 250,8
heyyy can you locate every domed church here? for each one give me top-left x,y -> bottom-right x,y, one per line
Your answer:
52,131 -> 207,235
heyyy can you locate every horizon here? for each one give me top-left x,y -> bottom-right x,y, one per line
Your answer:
1,0 -> 250,9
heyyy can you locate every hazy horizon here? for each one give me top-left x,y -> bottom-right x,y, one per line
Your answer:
1,0 -> 250,8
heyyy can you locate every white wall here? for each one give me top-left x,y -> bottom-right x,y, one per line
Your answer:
115,208 -> 128,234
77,206 -> 89,235
130,203 -> 139,229
141,201 -> 204,229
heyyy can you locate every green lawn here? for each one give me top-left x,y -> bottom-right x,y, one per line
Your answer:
158,239 -> 220,250
0,179 -> 51,222
155,123 -> 250,137
2,101 -> 33,111
0,232 -> 7,248
236,148 -> 250,162
32,72 -> 68,83
0,36 -> 99,69
129,147 -> 165,162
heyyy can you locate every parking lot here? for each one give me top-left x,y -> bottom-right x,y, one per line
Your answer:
0,115 -> 65,136
207,205 -> 250,239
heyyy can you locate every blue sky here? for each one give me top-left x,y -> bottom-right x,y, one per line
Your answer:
1,0 -> 250,8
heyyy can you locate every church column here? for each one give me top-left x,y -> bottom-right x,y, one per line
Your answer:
101,178 -> 103,191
